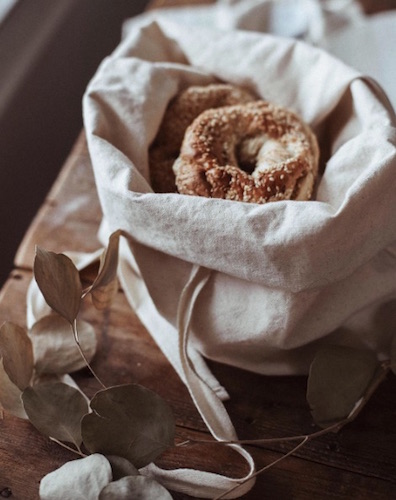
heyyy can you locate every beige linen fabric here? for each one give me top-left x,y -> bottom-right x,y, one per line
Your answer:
84,18 -> 396,375
82,17 -> 396,498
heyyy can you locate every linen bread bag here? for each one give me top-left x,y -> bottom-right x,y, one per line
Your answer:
83,18 -> 396,494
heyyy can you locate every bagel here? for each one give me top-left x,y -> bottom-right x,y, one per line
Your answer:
149,84 -> 256,192
173,101 -> 319,203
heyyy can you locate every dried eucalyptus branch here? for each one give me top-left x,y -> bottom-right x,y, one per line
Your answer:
179,360 -> 392,449
49,437 -> 86,458
213,437 -> 309,500
211,361 -> 391,499
71,320 -> 106,389
20,237 -> 394,500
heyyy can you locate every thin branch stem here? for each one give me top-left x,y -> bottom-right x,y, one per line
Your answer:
345,361 -> 390,423
177,361 -> 392,499
81,286 -> 92,299
212,363 -> 389,500
49,437 -> 86,458
213,437 -> 309,500
178,361 -> 392,451
72,320 -> 106,389
176,419 -> 342,448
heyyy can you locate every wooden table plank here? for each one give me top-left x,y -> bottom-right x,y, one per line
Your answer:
14,133 -> 102,270
1,1 -> 396,499
1,272 -> 395,499
7,134 -> 396,490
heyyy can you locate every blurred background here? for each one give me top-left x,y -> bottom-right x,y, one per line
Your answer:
0,0 -> 149,287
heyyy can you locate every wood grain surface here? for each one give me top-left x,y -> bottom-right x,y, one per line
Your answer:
1,1 -> 396,499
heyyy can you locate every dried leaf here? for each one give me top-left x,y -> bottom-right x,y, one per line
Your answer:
29,314 -> 97,374
22,382 -> 89,445
59,374 -> 90,403
82,384 -> 175,468
0,358 -> 27,419
0,322 -> 33,390
88,231 -> 122,310
34,247 -> 82,324
40,454 -> 112,500
106,456 -> 139,481
32,372 -> 64,386
307,345 -> 380,428
91,278 -> 118,311
31,373 -> 90,406
99,476 -> 172,500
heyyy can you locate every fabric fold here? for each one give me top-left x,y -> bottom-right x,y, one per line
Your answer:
84,18 -> 396,378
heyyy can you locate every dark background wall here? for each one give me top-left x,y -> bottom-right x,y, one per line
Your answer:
0,0 -> 149,287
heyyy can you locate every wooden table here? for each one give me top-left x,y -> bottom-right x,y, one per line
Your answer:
1,1 -> 396,499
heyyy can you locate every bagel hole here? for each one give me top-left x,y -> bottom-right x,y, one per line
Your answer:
237,156 -> 257,174
235,140 -> 259,174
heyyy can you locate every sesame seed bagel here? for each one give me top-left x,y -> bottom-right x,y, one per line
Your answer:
173,101 -> 319,203
149,84 -> 256,193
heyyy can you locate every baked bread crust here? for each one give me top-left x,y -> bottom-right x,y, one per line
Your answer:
149,84 -> 256,193
173,100 -> 319,203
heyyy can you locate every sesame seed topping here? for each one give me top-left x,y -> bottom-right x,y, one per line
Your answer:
150,84 -> 318,203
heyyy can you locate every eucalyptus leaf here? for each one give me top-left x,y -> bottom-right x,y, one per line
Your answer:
32,372 -> 64,386
34,247 -> 82,324
106,456 -> 139,481
88,230 -> 122,310
99,475 -> 173,500
31,373 -> 89,400
39,453 -> 112,500
390,334 -> 396,375
307,345 -> 380,428
91,278 -> 118,312
22,382 -> 89,446
82,384 -> 175,468
30,314 -> 97,374
59,374 -> 90,403
31,374 -> 91,409
0,358 -> 27,419
0,322 -> 33,390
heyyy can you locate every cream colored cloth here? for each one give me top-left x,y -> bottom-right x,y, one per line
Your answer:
84,18 -> 396,374
122,0 -> 396,109
83,15 -> 396,498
